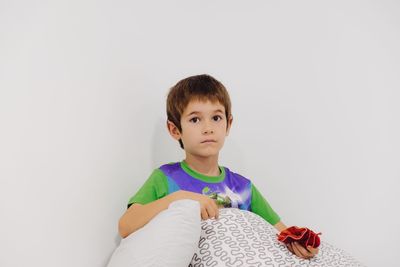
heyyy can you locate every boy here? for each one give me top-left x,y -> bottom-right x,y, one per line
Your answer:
118,74 -> 318,259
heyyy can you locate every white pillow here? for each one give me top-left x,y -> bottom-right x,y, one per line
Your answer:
107,199 -> 201,267
190,208 -> 365,267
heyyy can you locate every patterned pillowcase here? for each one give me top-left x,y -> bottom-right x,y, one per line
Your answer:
189,208 -> 364,267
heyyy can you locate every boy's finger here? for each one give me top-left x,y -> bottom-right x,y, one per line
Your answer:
211,200 -> 219,219
307,246 -> 319,255
286,243 -> 294,254
206,206 -> 216,219
293,242 -> 312,259
291,242 -> 305,258
200,207 -> 208,220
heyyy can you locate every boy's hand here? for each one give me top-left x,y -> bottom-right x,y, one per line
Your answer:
172,190 -> 220,220
286,242 -> 319,259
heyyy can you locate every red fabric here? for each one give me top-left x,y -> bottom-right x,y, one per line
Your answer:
277,226 -> 321,249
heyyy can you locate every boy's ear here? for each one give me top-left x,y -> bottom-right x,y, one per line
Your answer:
226,115 -> 233,136
166,120 -> 182,141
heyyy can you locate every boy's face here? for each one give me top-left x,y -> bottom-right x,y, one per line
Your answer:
167,100 -> 233,158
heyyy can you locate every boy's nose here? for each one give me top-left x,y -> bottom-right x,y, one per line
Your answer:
202,125 -> 214,134
202,120 -> 214,134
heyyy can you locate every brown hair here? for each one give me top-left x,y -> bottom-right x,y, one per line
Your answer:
166,74 -> 232,149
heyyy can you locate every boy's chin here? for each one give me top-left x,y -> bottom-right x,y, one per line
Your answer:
192,150 -> 220,158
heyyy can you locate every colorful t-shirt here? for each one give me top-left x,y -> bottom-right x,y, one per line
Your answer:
127,161 -> 281,225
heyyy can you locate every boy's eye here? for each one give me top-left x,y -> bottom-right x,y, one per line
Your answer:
213,115 -> 222,121
190,117 -> 200,123
189,115 -> 222,123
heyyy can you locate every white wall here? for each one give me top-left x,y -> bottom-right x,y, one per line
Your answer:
1,1 -> 399,266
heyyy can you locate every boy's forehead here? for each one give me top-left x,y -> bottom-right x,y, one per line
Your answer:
183,100 -> 225,115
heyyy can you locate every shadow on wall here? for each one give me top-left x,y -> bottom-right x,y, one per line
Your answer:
151,117 -> 184,167
103,234 -> 122,267
104,118 -> 182,266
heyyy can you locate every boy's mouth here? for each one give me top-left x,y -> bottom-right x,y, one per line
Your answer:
201,139 -> 216,143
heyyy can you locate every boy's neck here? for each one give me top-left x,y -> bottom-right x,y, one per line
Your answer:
184,154 -> 220,177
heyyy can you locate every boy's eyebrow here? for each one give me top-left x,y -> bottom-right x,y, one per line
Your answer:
186,109 -> 224,117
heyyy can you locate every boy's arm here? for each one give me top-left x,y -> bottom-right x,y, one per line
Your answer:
118,192 -> 179,238
250,184 -> 281,225
119,190 -> 220,238
273,220 -> 287,232
119,168 -> 171,238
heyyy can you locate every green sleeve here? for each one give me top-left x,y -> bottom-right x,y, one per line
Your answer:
250,183 -> 281,225
127,169 -> 169,208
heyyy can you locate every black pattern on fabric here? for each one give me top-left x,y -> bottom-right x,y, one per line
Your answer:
189,208 -> 364,267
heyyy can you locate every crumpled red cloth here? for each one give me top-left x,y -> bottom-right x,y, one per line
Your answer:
277,226 -> 322,249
